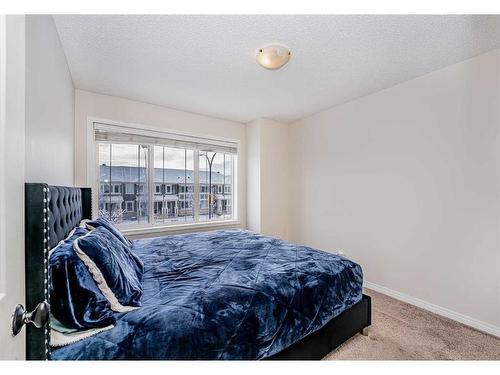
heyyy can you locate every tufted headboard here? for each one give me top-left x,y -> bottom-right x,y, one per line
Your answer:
24,183 -> 92,360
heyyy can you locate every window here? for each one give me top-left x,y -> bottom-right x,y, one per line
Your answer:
93,123 -> 238,229
125,183 -> 134,194
98,143 -> 149,226
199,151 -> 233,221
154,145 -> 194,224
136,184 -> 145,194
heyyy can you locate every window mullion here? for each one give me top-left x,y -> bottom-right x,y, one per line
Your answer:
232,154 -> 237,221
193,150 -> 200,222
147,145 -> 154,225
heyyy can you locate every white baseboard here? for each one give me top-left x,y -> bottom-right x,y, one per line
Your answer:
364,281 -> 500,338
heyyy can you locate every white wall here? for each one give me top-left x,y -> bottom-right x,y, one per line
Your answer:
0,15 -> 26,359
25,15 -> 74,185
74,89 -> 247,229
246,120 -> 262,232
288,49 -> 500,334
246,118 -> 289,240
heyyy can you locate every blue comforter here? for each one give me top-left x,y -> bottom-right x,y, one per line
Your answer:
52,229 -> 362,360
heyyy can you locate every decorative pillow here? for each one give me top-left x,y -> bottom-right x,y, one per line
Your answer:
49,227 -> 116,330
73,227 -> 143,312
81,217 -> 143,281
82,217 -> 132,247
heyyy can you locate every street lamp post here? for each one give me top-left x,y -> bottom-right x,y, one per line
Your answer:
202,152 -> 217,219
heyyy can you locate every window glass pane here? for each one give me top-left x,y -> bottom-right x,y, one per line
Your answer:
199,152 -> 234,221
222,154 -> 233,220
136,144 -> 150,225
98,143 -> 112,220
98,143 -> 149,225
154,146 -> 194,225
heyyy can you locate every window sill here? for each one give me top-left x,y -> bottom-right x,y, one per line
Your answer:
121,220 -> 242,238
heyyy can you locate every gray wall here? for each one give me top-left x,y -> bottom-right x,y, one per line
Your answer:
25,15 -> 74,186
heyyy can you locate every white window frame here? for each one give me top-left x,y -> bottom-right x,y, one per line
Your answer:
86,118 -> 240,235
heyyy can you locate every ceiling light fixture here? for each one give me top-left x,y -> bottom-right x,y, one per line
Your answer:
256,45 -> 291,70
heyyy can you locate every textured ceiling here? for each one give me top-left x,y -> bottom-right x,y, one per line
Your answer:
53,15 -> 500,123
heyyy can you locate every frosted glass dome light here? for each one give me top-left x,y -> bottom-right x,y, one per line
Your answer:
256,45 -> 291,70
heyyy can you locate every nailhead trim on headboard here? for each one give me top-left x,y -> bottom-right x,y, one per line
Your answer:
43,187 -> 52,359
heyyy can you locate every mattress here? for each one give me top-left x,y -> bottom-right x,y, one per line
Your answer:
52,229 -> 363,360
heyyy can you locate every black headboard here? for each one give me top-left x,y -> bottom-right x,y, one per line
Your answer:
24,183 -> 92,360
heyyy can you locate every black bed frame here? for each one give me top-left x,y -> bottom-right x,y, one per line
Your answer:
25,183 -> 371,360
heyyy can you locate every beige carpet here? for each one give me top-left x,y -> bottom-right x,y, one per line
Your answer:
324,289 -> 500,360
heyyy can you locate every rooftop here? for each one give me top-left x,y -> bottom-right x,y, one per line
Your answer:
100,165 -> 231,184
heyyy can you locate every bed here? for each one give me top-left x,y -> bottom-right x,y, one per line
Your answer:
23,183 -> 371,360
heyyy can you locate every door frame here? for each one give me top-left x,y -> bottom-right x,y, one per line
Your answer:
0,14 -> 26,360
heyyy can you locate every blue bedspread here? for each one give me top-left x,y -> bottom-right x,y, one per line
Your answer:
52,229 -> 362,360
